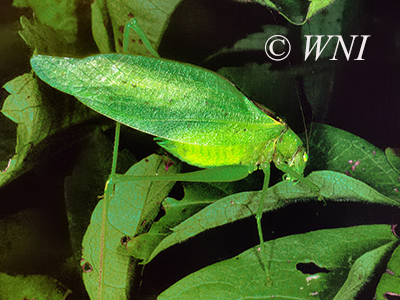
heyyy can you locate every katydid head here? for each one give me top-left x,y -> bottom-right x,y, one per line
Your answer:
273,127 -> 308,179
287,146 -> 308,176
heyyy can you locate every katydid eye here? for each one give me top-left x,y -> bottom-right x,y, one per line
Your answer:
303,152 -> 308,162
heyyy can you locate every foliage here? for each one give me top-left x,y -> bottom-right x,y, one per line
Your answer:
0,0 -> 399,300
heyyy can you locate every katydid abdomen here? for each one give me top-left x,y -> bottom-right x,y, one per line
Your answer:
156,136 -> 277,169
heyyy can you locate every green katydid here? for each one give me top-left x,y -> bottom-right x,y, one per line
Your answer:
30,18 -> 320,281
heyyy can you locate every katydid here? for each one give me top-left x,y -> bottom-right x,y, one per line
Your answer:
30,18 -> 319,282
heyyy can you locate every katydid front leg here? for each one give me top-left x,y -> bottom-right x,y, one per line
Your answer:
123,18 -> 160,57
275,158 -> 322,198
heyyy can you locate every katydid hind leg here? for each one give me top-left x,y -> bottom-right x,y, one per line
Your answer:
113,164 -> 253,183
97,122 -> 121,290
106,122 -> 121,188
123,18 -> 160,57
110,122 -> 121,177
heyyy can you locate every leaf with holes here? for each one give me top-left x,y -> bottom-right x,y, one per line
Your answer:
375,243 -> 400,300
158,225 -> 398,300
144,169 -> 400,264
127,181 -> 229,260
81,154 -> 178,299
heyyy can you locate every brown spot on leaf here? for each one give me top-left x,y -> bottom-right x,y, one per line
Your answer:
384,292 -> 400,300
391,224 -> 399,237
386,269 -> 395,276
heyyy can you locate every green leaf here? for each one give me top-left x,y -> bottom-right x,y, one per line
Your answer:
207,25 -> 288,59
82,199 -> 130,299
334,242 -> 395,299
144,170 -> 400,263
91,0 -> 113,54
300,0 -> 359,120
0,273 -> 71,300
91,0 -> 182,54
127,182 -> 228,260
158,225 -> 398,299
0,74 -> 46,186
109,155 -> 180,237
81,154 -> 178,299
19,16 -> 76,56
385,148 -> 400,175
306,0 -> 340,23
0,74 -> 38,185
0,73 -> 97,187
375,243 -> 400,299
14,0 -> 78,44
308,123 -> 400,199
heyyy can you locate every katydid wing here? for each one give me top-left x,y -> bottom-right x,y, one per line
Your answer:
30,54 -> 308,175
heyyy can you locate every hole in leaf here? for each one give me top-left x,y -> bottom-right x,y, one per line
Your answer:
169,182 -> 184,200
120,236 -> 131,245
154,205 -> 166,223
82,262 -> 93,273
384,292 -> 400,300
296,262 -> 330,274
